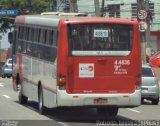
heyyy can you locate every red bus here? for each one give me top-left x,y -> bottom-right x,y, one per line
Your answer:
11,14 -> 141,116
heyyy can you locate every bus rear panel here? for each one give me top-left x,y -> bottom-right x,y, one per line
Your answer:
57,19 -> 141,107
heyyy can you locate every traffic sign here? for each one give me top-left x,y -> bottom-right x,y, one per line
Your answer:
139,21 -> 148,32
137,9 -> 147,20
0,10 -> 17,16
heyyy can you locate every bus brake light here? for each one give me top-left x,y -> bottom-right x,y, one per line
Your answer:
135,74 -> 141,86
58,75 -> 66,85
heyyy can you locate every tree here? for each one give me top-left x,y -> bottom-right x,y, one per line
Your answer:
0,0 -> 48,14
0,0 -> 49,33
31,0 -> 49,13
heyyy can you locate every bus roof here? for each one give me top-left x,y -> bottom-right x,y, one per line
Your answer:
41,12 -> 88,17
15,15 -> 138,27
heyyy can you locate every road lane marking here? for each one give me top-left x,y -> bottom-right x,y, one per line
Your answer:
127,108 -> 140,113
2,95 -> 11,99
58,122 -> 69,126
0,83 -> 4,87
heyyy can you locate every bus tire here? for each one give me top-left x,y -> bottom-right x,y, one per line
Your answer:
19,92 -> 28,104
38,86 -> 46,114
97,107 -> 118,117
18,76 -> 28,104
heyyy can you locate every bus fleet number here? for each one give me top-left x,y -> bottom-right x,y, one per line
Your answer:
94,30 -> 108,38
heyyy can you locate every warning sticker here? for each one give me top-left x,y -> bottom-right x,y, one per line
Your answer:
79,64 -> 94,78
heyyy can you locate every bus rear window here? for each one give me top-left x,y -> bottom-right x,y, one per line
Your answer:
68,23 -> 133,56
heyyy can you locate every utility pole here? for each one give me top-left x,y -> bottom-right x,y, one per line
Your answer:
49,0 -> 52,11
68,0 -> 74,12
64,0 -> 78,12
137,0 -> 150,64
49,0 -> 57,11
70,0 -> 78,12
94,0 -> 101,16
101,0 -> 105,17
145,0 -> 151,57
27,0 -> 32,13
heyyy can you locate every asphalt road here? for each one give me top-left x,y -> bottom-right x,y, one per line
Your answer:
0,77 -> 160,126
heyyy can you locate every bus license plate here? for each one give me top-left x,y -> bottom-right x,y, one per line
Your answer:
94,98 -> 108,104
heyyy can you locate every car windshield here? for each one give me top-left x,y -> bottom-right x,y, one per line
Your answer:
142,67 -> 154,77
8,59 -> 12,64
152,51 -> 160,57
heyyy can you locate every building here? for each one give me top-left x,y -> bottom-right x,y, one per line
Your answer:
56,0 -> 160,51
0,49 -> 9,62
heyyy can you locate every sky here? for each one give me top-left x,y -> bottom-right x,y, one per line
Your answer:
0,31 -> 11,49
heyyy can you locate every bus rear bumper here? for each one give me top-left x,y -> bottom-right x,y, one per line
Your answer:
57,89 -> 141,108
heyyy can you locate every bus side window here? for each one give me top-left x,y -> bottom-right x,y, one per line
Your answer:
40,29 -> 44,44
44,30 -> 47,44
37,28 -> 41,43
46,30 -> 51,45
50,31 -> 54,46
50,30 -> 58,47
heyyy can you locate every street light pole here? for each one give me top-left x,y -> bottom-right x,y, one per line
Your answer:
137,0 -> 150,64
101,0 -> 105,17
137,0 -> 146,64
94,0 -> 101,16
145,0 -> 151,57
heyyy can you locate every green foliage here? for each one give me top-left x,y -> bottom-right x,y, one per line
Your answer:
0,0 -> 26,10
0,0 -> 49,33
31,0 -> 49,13
0,18 -> 14,33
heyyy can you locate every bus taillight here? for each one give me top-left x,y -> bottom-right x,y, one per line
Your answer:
57,74 -> 66,86
135,74 -> 141,87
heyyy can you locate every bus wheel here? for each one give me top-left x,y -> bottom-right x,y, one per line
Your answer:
38,86 -> 46,114
19,92 -> 28,104
97,107 -> 118,117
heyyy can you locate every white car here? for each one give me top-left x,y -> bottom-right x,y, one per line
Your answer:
2,58 -> 13,78
141,64 -> 159,105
